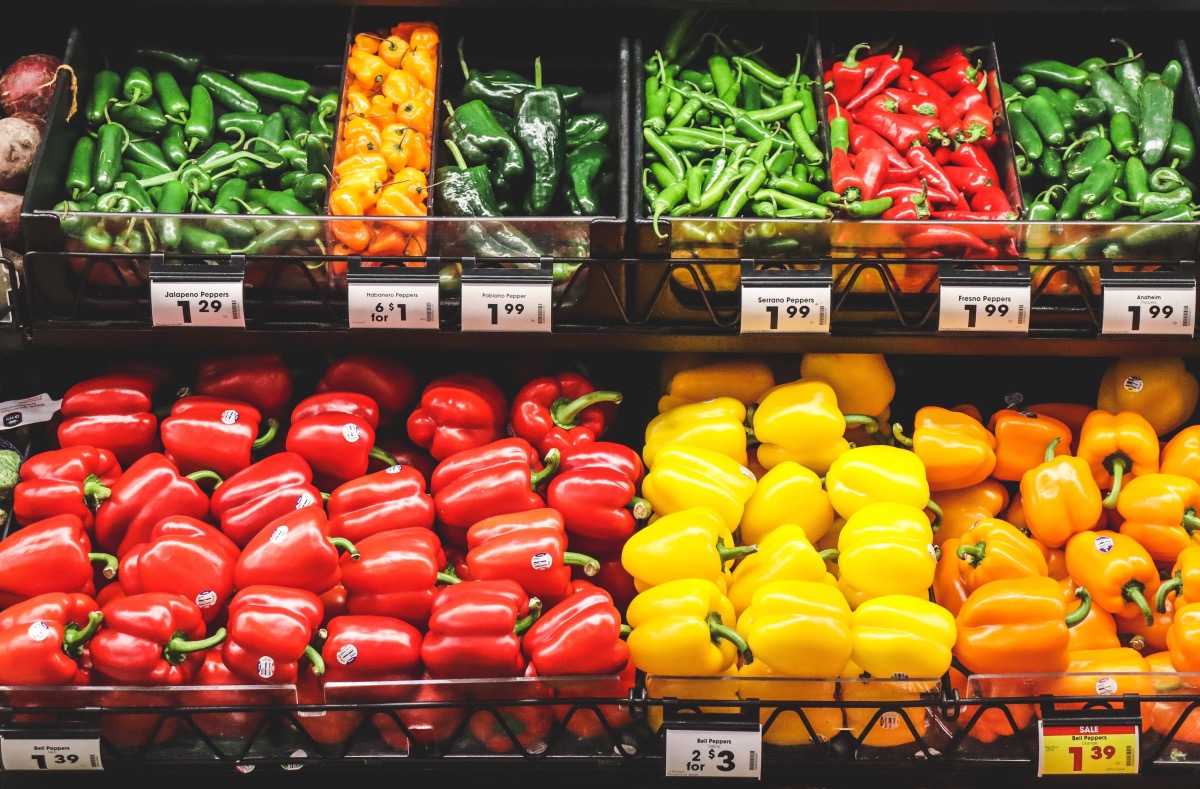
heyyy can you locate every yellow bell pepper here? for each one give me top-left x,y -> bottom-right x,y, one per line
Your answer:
850,594 -> 957,679
626,578 -> 750,676
645,666 -> 741,732
728,524 -> 836,615
1097,356 -> 1200,437
756,436 -> 851,478
643,396 -> 749,468
737,661 -> 842,746
621,506 -> 757,591
749,379 -> 880,474
739,460 -> 835,545
799,352 -> 896,419
641,444 -> 758,531
835,502 -> 936,607
841,658 -> 932,748
825,444 -> 935,522
736,580 -> 853,677
659,357 -> 777,413
892,406 -> 997,492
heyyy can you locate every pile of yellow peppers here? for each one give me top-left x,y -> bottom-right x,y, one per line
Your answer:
622,352 -> 1200,747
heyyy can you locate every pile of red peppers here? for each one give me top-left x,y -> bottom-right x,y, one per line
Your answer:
824,41 -> 1020,258
0,351 -> 645,753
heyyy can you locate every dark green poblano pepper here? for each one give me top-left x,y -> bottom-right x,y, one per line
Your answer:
443,98 -> 525,193
436,139 -> 502,217
513,57 -> 566,215
564,140 -> 613,215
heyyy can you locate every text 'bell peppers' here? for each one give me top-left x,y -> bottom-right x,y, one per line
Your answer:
465,508 -> 598,607
13,446 -> 121,531
893,406 -> 996,492
641,443 -> 757,532
625,578 -> 751,676
420,579 -> 538,679
835,502 -> 936,608
340,526 -> 456,630
407,373 -> 508,461
522,582 -> 630,676
234,506 -> 358,595
118,516 -> 240,622
0,514 -> 117,609
509,371 -> 622,455
93,452 -> 212,558
850,594 -> 956,679
824,444 -> 934,522
621,506 -> 755,592
1019,438 -> 1103,549
223,585 -> 325,683
1066,530 -> 1159,625
327,464 -> 435,542
1077,409 -> 1160,506
90,592 -> 223,685
736,580 -> 852,677
643,397 -> 748,468
739,460 -> 835,546
57,373 -> 160,468
208,452 -> 323,548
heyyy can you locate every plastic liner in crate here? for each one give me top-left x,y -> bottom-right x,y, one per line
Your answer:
19,2 -> 352,321
993,22 -> 1200,262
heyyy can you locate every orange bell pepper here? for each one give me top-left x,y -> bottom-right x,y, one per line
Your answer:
1076,409 -> 1160,507
1162,425 -> 1200,485
1059,578 -> 1119,652
1157,545 -> 1200,614
988,409 -> 1072,482
1004,491 -> 1028,530
839,659 -> 930,748
956,517 -> 1049,593
1166,601 -> 1200,673
933,479 -> 1010,546
1025,402 -> 1093,453
1019,437 -> 1105,549
932,537 -> 969,617
949,667 -> 1035,744
1065,529 -> 1159,625
953,576 -> 1085,675
893,406 -> 997,492
1115,574 -> 1175,653
1037,541 -> 1069,581
1051,648 -> 1152,709
1115,472 -> 1200,566
1143,650 -> 1200,743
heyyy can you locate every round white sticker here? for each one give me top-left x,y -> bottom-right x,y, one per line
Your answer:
342,423 -> 361,443
531,552 -> 554,571
195,590 -> 218,609
1095,535 -> 1115,554
295,492 -> 316,509
386,465 -> 404,474
1095,677 -> 1118,695
336,644 -> 358,665
221,409 -> 240,425
270,525 -> 289,544
1123,376 -> 1145,393
26,621 -> 51,642
739,465 -> 757,481
879,712 -> 900,730
257,655 -> 275,679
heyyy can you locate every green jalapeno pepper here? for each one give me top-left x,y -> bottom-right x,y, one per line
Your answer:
1124,155 -> 1150,203
1072,97 -> 1107,124
1149,166 -> 1196,193
1021,93 -> 1066,146
154,180 -> 188,250
1012,73 -> 1038,94
133,48 -> 203,76
197,70 -> 260,113
92,123 -> 126,194
1116,185 -> 1192,215
217,111 -> 267,137
1139,74 -> 1175,166
1111,110 -> 1138,157
120,66 -> 152,105
1168,119 -> 1196,169
1056,181 -> 1088,220
180,225 -> 232,255
1065,136 -> 1112,182
65,137 -> 95,199
1019,60 -> 1090,89
1090,69 -> 1140,124
109,102 -> 168,135
186,85 -> 215,151
1079,157 -> 1119,205
152,70 -> 189,120
1083,186 -> 1127,221
234,70 -> 313,106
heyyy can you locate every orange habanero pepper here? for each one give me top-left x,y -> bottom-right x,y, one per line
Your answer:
1019,437 -> 1105,549
402,44 -> 439,92
1065,530 -> 1159,625
382,68 -> 422,106
408,25 -> 439,50
378,35 -> 409,69
1077,409 -> 1160,508
988,409 -> 1072,482
956,518 -> 1048,593
352,32 -> 380,55
893,406 -> 997,492
350,51 -> 392,89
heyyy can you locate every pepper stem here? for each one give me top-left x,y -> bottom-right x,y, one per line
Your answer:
444,137 -> 468,170
533,56 -> 542,90
457,37 -> 471,81
819,548 -> 839,563
892,423 -> 914,447
437,571 -> 462,585
1065,587 -> 1092,628
1102,456 -> 1129,509
551,391 -> 623,429
564,552 -> 601,577
187,469 -> 224,489
925,499 -> 943,530
370,447 -> 398,467
253,419 -> 279,450
166,626 -> 227,665
530,449 -> 561,489
1044,437 -> 1061,464
842,43 -> 871,68
716,537 -> 758,569
1156,573 -> 1182,613
305,644 -> 326,676
1124,581 -> 1155,626
89,552 -> 119,580
707,610 -> 752,665
62,611 -> 104,658
1183,508 -> 1200,534
619,624 -> 632,638
514,598 -> 543,636
844,414 -> 881,436
629,496 -> 653,520
328,536 -> 360,561
83,474 -> 112,507
956,541 -> 985,566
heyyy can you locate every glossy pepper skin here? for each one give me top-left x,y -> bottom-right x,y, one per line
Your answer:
0,593 -> 103,686
835,502 -> 936,608
736,579 -> 852,677
643,397 -> 748,468
521,582 -> 629,676
893,406 -> 996,492
429,437 -> 544,495
1066,530 -> 1159,625
955,517 -> 1049,593
988,410 -> 1072,483
340,526 -> 457,630
1098,357 -> 1199,437
546,465 -> 649,556
799,352 -> 896,420
1166,601 -> 1200,673
1156,544 -> 1200,613
1052,648 -> 1153,708
1116,473 -> 1200,566
1161,425 -> 1200,485
57,373 -> 160,468
117,516 -> 240,622
850,594 -> 956,679
933,537 -> 970,617
160,395 -> 278,479
90,592 -> 223,685
321,614 -> 423,684
93,453 -> 212,558
315,352 -> 418,428
740,461 -> 835,546
466,508 -> 598,606
510,371 -> 621,456
285,411 -> 394,491
1077,409 -> 1160,507
824,445 -> 933,522
1019,438 -> 1104,549
420,579 -> 539,679
751,379 -> 876,474
407,373 -> 508,462
622,506 -> 756,592
0,514 -> 118,610
222,585 -> 325,683
208,452 -> 323,548
290,391 -> 381,429
235,506 -> 358,596
932,479 -> 1009,546
194,352 -> 294,421
641,444 -> 757,532
1061,578 -> 1119,652
513,57 -> 566,214
625,578 -> 751,676
432,445 -> 559,548
327,464 -> 435,543
658,357 -> 775,412
728,524 -> 835,617
13,446 -> 122,531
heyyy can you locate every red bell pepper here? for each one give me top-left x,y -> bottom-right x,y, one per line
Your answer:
340,526 -> 458,630
193,352 -> 294,421
234,506 -> 358,596
89,591 -> 224,684
0,514 -> 117,609
328,465 -> 434,543
509,371 -> 622,455
321,614 -> 423,684
291,391 -> 381,429
906,145 -> 963,205
117,516 -> 240,622
0,591 -> 99,632
321,583 -> 350,621
375,438 -> 438,482
846,46 -> 907,111
468,683 -> 555,753
420,579 -> 539,679
315,352 -> 417,428
432,444 -> 559,548
557,441 -> 645,485
0,595 -> 102,686
160,395 -> 278,479
295,668 -> 368,748
13,445 -> 122,531
521,582 -> 629,676
831,43 -> 873,105
57,373 -> 160,467
208,452 -> 322,548
222,585 -> 325,684
429,437 -> 544,495
465,508 -> 599,607
371,673 -> 467,751
553,658 -> 637,741
189,650 -> 271,741
92,452 -> 213,558
285,411 -> 396,491
547,466 -> 651,556
406,373 -> 508,462
582,548 -> 639,613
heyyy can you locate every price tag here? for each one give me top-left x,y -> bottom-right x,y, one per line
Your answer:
346,272 -> 439,330
739,263 -> 832,334
149,257 -> 245,328
664,725 -> 761,779
1038,722 -> 1139,776
460,267 -> 552,333
1102,286 -> 1195,336
1,738 -> 104,771
938,265 -> 1030,333
0,392 -> 62,429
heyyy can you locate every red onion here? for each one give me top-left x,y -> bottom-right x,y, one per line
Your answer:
0,54 -> 63,121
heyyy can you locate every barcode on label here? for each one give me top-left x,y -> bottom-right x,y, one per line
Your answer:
537,303 -> 545,324
91,755 -> 99,768
819,305 -> 827,325
1185,306 -> 1191,327
426,302 -> 434,322
1126,746 -> 1133,767
231,300 -> 240,320
1018,304 -> 1025,324
748,751 -> 757,771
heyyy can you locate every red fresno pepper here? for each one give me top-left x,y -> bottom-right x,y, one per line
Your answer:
509,371 -> 622,455
340,526 -> 458,630
882,182 -> 931,220
854,147 -> 890,201
970,184 -> 1016,215
521,583 -> 630,676
222,585 -> 325,684
321,614 -> 423,685
949,142 -> 1001,184
943,166 -> 993,195
904,69 -> 955,105
234,506 -> 358,596
0,514 -> 117,609
429,437 -> 543,495
315,352 -> 417,428
160,396 -> 278,479
930,56 -> 984,95
208,452 -> 323,548
194,352 -> 294,421
89,592 -> 223,685
117,517 -> 240,622
57,373 -> 160,467
906,145 -> 964,205
831,147 -> 865,202
0,594 -> 103,686
553,658 -> 637,740
432,445 -> 560,548
905,226 -> 994,253
831,43 -> 873,105
858,108 -> 948,150
285,412 -> 396,490
291,391 -> 381,429
372,673 -> 467,751
547,467 -> 651,556
846,46 -> 907,111
406,373 -> 508,461
465,509 -> 599,607
849,122 -> 909,170
922,44 -> 971,74
327,464 -> 434,543
92,452 -> 214,558
420,579 -> 539,679
13,446 -> 122,531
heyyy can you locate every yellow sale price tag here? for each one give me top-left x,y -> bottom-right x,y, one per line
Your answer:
1038,722 -> 1139,776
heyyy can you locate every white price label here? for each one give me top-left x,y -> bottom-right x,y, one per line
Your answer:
664,727 -> 761,778
460,280 -> 551,332
939,285 -> 1030,332
150,280 -> 245,327
0,392 -> 62,430
1,738 -> 104,771
1102,286 -> 1195,336
740,285 -> 830,333
347,281 -> 439,329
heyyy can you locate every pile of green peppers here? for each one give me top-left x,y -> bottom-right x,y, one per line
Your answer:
55,48 -> 337,256
438,40 -> 615,221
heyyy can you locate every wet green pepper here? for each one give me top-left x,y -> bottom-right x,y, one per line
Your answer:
153,70 -> 189,119
1056,181 -> 1088,220
565,140 -> 612,215
565,114 -> 609,148
162,123 -> 188,166
86,70 -> 121,128
65,137 -> 95,199
1124,155 -> 1150,202
217,111 -> 267,137
155,180 -> 189,250
1083,186 -> 1126,220
1111,110 -> 1138,157
109,102 -> 168,135
1090,69 -> 1140,124
1168,119 -> 1196,169
1066,137 -> 1113,182
1116,185 -> 1192,215
197,70 -> 260,113
1139,74 -> 1175,166
1072,97 -> 1107,123
513,58 -> 565,215
1019,60 -> 1090,89
1080,158 -> 1119,205
186,85 -> 215,151
1021,93 -> 1066,146
92,123 -> 126,194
